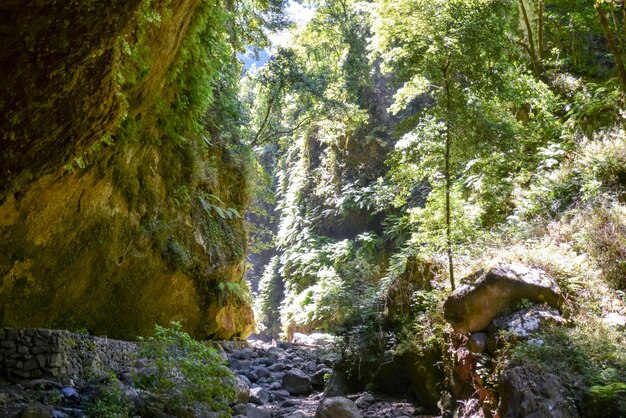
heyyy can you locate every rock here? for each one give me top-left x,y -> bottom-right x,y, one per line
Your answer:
443,263 -> 564,333
51,410 -> 69,418
487,306 -> 566,353
234,375 -> 250,404
284,410 -> 309,418
308,333 -> 334,346
19,404 -> 53,418
60,387 -> 79,402
322,370 -> 352,398
23,379 -> 62,389
604,312 -> 626,330
232,348 -> 254,360
271,389 -> 290,399
315,397 -> 362,418
293,333 -> 314,345
269,363 -> 286,372
256,366 -> 271,379
245,405 -> 272,418
311,368 -> 332,389
246,370 -> 259,382
232,403 -> 247,415
250,387 -> 270,405
124,387 -> 143,410
355,393 -> 375,408
468,333 -> 487,353
283,368 -> 313,395
499,365 -> 579,418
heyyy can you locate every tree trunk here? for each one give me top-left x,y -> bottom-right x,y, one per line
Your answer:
597,3 -> 626,93
518,0 -> 540,73
443,60 -> 455,291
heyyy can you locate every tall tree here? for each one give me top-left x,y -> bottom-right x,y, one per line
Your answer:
371,0 -> 538,289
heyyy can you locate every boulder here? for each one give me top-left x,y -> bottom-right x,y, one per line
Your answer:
315,397 -> 362,418
604,312 -> 626,330
250,387 -> 270,405
19,405 -> 53,418
283,368 -> 313,395
312,368 -> 332,389
499,365 -> 579,417
293,333 -> 314,345
444,264 -> 564,333
245,405 -> 272,418
355,392 -> 375,408
487,306 -> 566,353
234,376 -> 250,404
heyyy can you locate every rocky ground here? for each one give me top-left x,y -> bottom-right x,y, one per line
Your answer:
223,339 -> 432,418
0,337 -> 433,418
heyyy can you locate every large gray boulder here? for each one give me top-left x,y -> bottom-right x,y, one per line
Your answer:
283,368 -> 313,395
444,264 -> 564,333
315,397 -> 362,418
499,365 -> 579,417
487,306 -> 566,353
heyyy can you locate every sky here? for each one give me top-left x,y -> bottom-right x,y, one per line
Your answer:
240,0 -> 316,71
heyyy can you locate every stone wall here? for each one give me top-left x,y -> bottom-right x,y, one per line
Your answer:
0,328 -> 138,382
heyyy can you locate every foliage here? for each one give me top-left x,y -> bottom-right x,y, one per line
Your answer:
136,322 -> 236,413
87,372 -> 134,418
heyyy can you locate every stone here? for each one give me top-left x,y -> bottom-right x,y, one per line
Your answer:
23,379 -> 63,390
283,368 -> 313,395
255,366 -> 271,379
246,370 -> 259,382
232,404 -> 247,415
36,354 -> 46,367
19,404 -> 53,418
311,368 -> 332,389
468,333 -> 487,353
245,405 -> 272,418
250,387 -> 270,405
487,306 -> 566,353
604,312 -> 626,330
60,387 -> 80,402
301,361 -> 317,373
48,353 -> 63,368
443,263 -> 564,333
292,333 -> 314,345
24,358 -> 40,371
355,393 -> 375,408
499,365 -> 579,418
315,397 -> 362,418
322,371 -> 352,398
271,389 -> 290,399
234,375 -> 250,404
284,411 -> 309,418
269,363 -> 286,372
1,340 -> 16,349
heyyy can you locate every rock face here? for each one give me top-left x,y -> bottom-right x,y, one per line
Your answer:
499,365 -> 579,418
443,264 -> 564,333
487,306 -> 566,353
315,397 -> 363,418
0,0 -> 254,339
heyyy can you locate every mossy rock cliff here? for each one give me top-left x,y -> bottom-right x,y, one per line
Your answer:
0,0 -> 254,339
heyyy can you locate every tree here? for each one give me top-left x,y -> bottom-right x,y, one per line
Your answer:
371,0 -> 538,289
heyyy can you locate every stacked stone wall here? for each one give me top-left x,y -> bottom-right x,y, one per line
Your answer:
0,328 -> 138,382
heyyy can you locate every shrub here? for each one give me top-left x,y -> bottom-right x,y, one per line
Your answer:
136,322 -> 236,413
